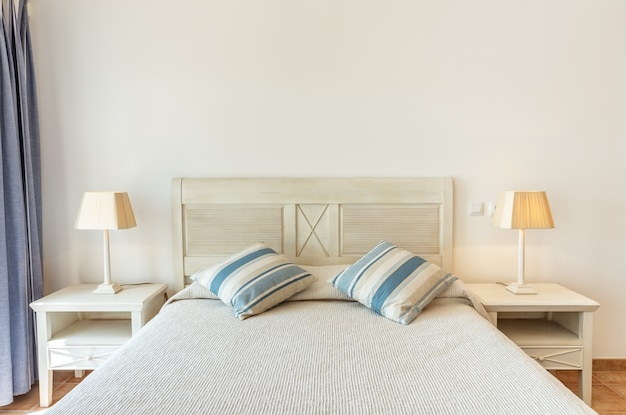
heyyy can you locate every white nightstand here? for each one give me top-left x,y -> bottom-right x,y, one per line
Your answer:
30,283 -> 167,407
465,283 -> 599,405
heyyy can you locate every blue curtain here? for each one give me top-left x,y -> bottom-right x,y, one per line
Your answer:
0,0 -> 43,406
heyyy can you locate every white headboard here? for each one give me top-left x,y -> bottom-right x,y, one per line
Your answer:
171,177 -> 453,292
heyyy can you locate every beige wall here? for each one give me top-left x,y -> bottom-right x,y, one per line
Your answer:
29,1 -> 625,357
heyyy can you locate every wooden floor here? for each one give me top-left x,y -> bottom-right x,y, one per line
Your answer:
0,371 -> 91,414
2,365 -> 626,414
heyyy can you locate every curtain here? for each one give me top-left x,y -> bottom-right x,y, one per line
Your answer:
0,0 -> 43,406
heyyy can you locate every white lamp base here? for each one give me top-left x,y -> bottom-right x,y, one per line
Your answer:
93,283 -> 123,294
506,283 -> 537,295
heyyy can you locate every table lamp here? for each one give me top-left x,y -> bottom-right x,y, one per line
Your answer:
75,191 -> 137,294
492,191 -> 554,295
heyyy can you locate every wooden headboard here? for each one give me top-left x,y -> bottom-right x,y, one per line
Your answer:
171,177 -> 453,292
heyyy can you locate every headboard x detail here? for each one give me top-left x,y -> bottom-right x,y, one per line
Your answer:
171,177 -> 453,292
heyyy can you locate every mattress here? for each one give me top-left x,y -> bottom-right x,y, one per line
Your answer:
42,281 -> 596,415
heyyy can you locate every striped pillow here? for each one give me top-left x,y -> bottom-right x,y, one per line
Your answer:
191,244 -> 316,320
332,241 -> 457,324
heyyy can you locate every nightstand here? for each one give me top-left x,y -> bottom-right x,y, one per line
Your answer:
465,283 -> 599,405
30,283 -> 167,407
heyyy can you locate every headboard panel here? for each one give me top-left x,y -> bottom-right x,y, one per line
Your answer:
172,177 -> 453,292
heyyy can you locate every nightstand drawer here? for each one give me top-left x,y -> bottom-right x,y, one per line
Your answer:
519,346 -> 583,370
48,319 -> 131,369
48,345 -> 121,369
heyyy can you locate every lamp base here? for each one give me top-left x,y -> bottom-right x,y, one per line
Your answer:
93,283 -> 123,294
506,283 -> 537,295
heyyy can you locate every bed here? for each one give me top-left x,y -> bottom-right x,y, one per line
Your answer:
43,177 -> 596,414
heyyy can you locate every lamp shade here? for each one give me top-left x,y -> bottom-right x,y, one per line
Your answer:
492,191 -> 554,230
75,192 -> 137,230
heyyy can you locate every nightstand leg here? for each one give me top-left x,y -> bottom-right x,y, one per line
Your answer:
35,311 -> 53,407
579,369 -> 591,405
130,311 -> 142,335
39,370 -> 53,407
580,312 -> 594,405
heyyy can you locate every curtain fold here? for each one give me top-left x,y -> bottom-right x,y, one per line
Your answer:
0,0 -> 43,405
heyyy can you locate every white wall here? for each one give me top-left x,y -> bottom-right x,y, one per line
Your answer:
29,0 -> 625,357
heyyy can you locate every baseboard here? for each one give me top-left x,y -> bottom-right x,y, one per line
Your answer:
593,358 -> 626,371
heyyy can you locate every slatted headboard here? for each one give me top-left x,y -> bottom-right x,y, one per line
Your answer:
171,177 -> 453,292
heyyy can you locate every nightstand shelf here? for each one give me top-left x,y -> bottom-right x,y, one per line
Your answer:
30,283 -> 167,407
498,318 -> 580,346
465,283 -> 599,405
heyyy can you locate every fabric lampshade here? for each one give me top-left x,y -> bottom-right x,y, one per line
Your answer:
75,192 -> 137,230
492,191 -> 554,230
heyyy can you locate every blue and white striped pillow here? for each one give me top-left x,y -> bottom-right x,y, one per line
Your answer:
332,241 -> 457,324
191,244 -> 316,320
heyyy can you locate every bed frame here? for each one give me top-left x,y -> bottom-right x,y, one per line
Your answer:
171,177 -> 453,292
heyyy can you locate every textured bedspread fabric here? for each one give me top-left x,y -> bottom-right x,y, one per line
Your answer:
44,293 -> 596,414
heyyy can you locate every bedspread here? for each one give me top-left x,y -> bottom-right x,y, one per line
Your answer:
43,286 -> 596,415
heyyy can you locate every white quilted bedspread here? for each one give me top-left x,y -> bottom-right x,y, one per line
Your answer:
44,284 -> 596,415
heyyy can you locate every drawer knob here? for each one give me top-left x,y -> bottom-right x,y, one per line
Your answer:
538,356 -> 545,362
86,355 -> 93,361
